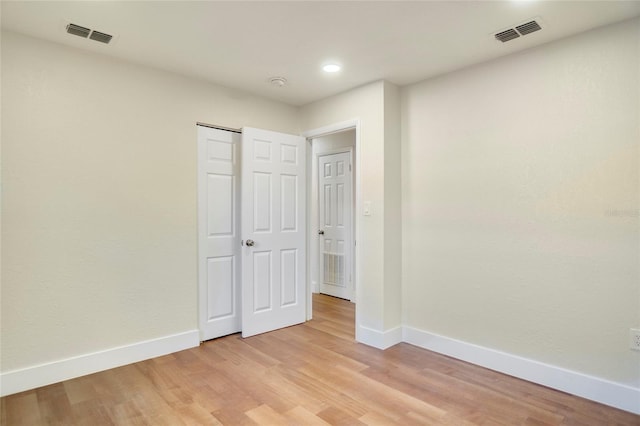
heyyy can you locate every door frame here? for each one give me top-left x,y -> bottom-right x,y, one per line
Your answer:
302,119 -> 361,325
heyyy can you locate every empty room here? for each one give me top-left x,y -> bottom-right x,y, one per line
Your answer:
1,1 -> 639,424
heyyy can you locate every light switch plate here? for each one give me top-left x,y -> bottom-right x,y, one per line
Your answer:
631,328 -> 640,351
363,201 -> 372,216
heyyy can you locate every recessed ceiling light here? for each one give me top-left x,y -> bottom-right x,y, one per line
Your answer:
323,64 -> 341,73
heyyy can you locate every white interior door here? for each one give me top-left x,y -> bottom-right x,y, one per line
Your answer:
318,152 -> 353,299
241,127 -> 306,337
197,126 -> 242,341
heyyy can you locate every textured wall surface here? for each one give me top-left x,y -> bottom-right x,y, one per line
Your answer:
401,18 -> 640,386
1,31 -> 299,372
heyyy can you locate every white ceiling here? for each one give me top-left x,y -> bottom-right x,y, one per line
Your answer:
2,1 -> 639,106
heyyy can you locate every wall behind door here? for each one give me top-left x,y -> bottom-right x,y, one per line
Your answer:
401,18 -> 639,387
1,31 -> 300,375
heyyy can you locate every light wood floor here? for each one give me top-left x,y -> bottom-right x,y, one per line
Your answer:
2,294 -> 638,425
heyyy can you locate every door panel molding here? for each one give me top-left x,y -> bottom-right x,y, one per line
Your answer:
197,125 -> 242,341
318,151 -> 352,300
241,127 -> 307,337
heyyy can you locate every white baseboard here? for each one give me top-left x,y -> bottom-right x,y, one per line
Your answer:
0,330 -> 200,397
403,326 -> 640,415
357,325 -> 403,350
3,324 -> 637,415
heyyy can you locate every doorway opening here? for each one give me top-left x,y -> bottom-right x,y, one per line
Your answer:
310,132 -> 355,301
304,120 -> 360,331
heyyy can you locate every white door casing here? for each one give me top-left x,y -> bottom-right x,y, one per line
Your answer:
318,152 -> 353,300
197,126 -> 241,341
241,127 -> 307,337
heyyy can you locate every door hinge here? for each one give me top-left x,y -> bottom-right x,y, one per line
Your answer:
349,163 -> 352,172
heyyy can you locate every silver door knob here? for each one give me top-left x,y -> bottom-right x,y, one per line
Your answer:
246,239 -> 255,247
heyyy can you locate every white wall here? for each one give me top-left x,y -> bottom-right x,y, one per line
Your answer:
383,82 -> 402,331
401,17 -> 639,387
0,31 -> 299,375
312,130 -> 356,152
300,81 -> 402,346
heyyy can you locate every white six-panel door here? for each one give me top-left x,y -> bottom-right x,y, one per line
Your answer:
318,152 -> 353,299
197,126 -> 242,341
241,127 -> 306,337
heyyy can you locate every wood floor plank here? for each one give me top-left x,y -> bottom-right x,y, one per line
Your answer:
245,404 -> 288,425
359,409 -> 403,425
71,400 -> 116,426
316,406 -> 367,426
2,294 -> 638,425
35,383 -> 75,425
1,392 -> 41,426
283,406 -> 331,426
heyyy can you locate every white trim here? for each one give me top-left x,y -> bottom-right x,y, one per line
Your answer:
0,330 -> 199,397
358,325 -> 403,350
403,326 -> 640,415
301,119 -> 360,139
316,146 -> 353,156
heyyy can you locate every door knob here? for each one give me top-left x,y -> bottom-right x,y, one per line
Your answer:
318,230 -> 324,235
246,239 -> 255,247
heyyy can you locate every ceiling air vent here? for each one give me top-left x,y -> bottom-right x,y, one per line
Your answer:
66,23 -> 91,38
495,28 -> 520,43
89,31 -> 113,44
516,21 -> 542,36
495,18 -> 543,43
65,22 -> 114,45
